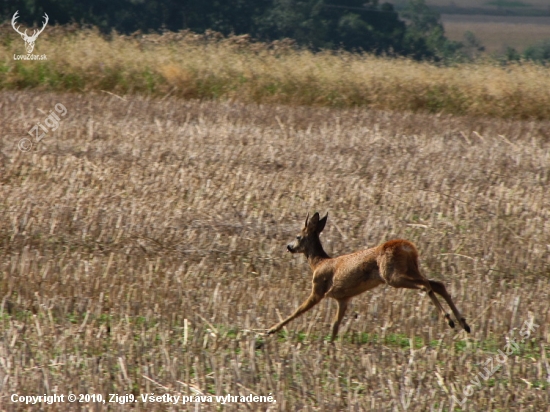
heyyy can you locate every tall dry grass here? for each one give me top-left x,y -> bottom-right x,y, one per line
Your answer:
0,90 -> 549,410
2,26 -> 550,119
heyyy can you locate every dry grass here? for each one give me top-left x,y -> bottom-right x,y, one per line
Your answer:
442,15 -> 550,53
0,90 -> 549,410
3,27 -> 550,120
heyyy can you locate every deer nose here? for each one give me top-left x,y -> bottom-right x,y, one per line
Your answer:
287,244 -> 293,252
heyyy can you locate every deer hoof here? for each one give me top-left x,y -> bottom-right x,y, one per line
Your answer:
462,318 -> 471,333
448,319 -> 455,328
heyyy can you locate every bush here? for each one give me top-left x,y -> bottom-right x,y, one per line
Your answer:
524,39 -> 550,63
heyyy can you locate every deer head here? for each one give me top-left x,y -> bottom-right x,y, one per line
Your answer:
12,11 -> 49,54
287,212 -> 328,254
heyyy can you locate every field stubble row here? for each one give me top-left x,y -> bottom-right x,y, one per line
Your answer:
0,91 -> 549,410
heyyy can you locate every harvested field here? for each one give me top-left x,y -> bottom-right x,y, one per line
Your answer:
442,14 -> 550,53
419,0 -> 550,7
0,91 -> 549,410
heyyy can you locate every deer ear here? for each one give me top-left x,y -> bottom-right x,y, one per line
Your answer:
307,212 -> 320,232
316,213 -> 328,233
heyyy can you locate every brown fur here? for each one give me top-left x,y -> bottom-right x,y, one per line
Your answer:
267,212 -> 471,341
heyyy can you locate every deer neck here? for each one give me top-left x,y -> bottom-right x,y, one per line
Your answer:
305,237 -> 330,270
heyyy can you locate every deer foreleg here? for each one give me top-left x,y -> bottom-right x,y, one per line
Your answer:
267,291 -> 323,335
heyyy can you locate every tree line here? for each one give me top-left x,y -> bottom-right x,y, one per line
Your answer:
1,0 -> 467,60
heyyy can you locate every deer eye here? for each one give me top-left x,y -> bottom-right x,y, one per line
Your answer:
296,236 -> 301,240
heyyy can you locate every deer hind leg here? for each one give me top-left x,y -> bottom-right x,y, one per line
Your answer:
387,276 -> 456,329
331,298 -> 350,342
429,280 -> 471,333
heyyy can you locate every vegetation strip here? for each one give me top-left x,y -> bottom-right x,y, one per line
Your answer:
2,28 -> 550,120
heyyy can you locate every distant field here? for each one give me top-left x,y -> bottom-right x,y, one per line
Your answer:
393,0 -> 550,11
442,14 -> 550,52
428,0 -> 550,8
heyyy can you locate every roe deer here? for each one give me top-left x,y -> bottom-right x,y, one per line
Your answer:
267,212 -> 471,341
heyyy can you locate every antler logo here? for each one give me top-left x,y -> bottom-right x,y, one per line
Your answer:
12,10 -> 49,54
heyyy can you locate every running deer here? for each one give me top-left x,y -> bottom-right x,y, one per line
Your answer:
267,212 -> 470,341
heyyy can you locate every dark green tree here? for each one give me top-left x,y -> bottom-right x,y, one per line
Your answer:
0,0 -> 463,60
401,0 -> 462,60
257,0 -> 407,53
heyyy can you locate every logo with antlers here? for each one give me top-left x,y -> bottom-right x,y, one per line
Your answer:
12,11 -> 49,54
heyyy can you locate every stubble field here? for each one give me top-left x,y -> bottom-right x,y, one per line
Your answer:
0,90 -> 549,410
